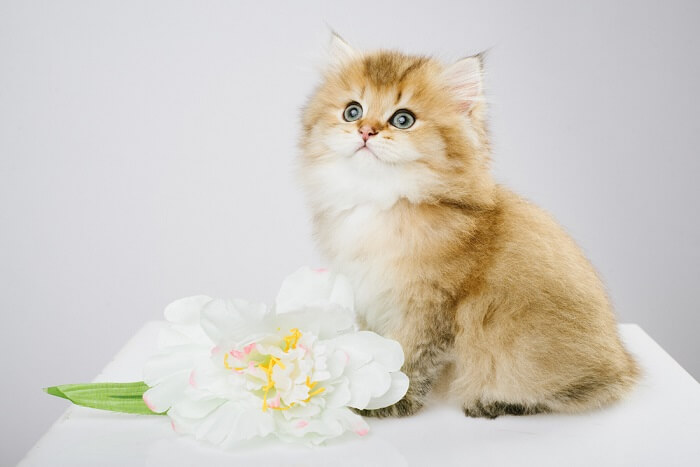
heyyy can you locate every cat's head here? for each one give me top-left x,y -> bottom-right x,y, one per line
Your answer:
299,35 -> 494,214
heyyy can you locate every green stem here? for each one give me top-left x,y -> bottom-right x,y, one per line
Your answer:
44,382 -> 165,415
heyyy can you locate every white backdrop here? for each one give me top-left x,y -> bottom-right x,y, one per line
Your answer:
2,1 -> 699,464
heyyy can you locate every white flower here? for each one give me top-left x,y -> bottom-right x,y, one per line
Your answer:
142,267 -> 409,447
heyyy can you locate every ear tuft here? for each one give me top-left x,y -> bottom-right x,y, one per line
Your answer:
327,32 -> 356,69
442,54 -> 484,113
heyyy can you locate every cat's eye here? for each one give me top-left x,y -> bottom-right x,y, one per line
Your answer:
343,102 -> 363,122
390,110 -> 415,129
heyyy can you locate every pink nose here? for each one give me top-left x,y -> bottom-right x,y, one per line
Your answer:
359,125 -> 378,142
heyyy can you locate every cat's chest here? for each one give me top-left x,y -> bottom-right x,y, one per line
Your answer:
320,205 -> 408,334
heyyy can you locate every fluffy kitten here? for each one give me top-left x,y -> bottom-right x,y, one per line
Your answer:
299,35 -> 639,418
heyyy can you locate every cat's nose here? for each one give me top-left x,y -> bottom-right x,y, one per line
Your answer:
359,125 -> 378,142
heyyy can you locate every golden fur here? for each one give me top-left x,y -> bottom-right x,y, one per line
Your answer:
299,36 -> 638,418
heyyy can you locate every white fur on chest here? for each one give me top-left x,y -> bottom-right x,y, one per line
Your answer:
303,156 -> 439,336
321,205 -> 406,336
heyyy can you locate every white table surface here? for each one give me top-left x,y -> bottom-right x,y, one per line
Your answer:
20,322 -> 700,467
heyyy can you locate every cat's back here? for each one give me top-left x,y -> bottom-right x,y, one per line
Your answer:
481,186 -> 619,339
489,186 -> 604,289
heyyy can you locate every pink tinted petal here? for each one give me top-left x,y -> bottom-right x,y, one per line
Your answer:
230,349 -> 244,359
296,420 -> 309,428
355,428 -> 369,436
313,268 -> 328,273
268,394 -> 281,408
142,394 -> 156,412
189,370 -> 197,388
244,343 -> 256,354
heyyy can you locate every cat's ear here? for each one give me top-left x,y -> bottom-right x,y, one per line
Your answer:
443,54 -> 484,114
326,32 -> 357,69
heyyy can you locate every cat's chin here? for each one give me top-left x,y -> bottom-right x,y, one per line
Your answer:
355,146 -> 379,160
302,152 -> 441,214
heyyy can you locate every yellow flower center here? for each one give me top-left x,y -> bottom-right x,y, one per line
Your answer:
260,328 -> 324,412
283,328 -> 302,352
221,329 -> 326,412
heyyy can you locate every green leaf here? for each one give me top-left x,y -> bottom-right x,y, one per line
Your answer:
44,382 -> 165,415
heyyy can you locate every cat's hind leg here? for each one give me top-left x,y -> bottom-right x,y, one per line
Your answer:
463,400 -> 549,419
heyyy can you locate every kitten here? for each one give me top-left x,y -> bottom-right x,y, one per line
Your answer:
299,35 -> 639,418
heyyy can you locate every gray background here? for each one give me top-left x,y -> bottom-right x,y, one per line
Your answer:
1,0 -> 698,464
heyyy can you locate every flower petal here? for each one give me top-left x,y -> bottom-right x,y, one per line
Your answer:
142,371 -> 188,413
329,274 -> 354,314
324,378 -> 352,408
164,296 -> 212,324
344,361 -> 391,409
157,325 -> 211,348
142,345 -> 209,386
364,371 -> 410,410
333,331 -> 404,371
273,308 -> 354,340
332,407 -> 370,437
169,396 -> 223,419
275,267 -> 354,315
200,298 -> 270,345
195,403 -> 274,446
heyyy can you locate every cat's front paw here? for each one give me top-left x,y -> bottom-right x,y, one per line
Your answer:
353,397 -> 423,418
